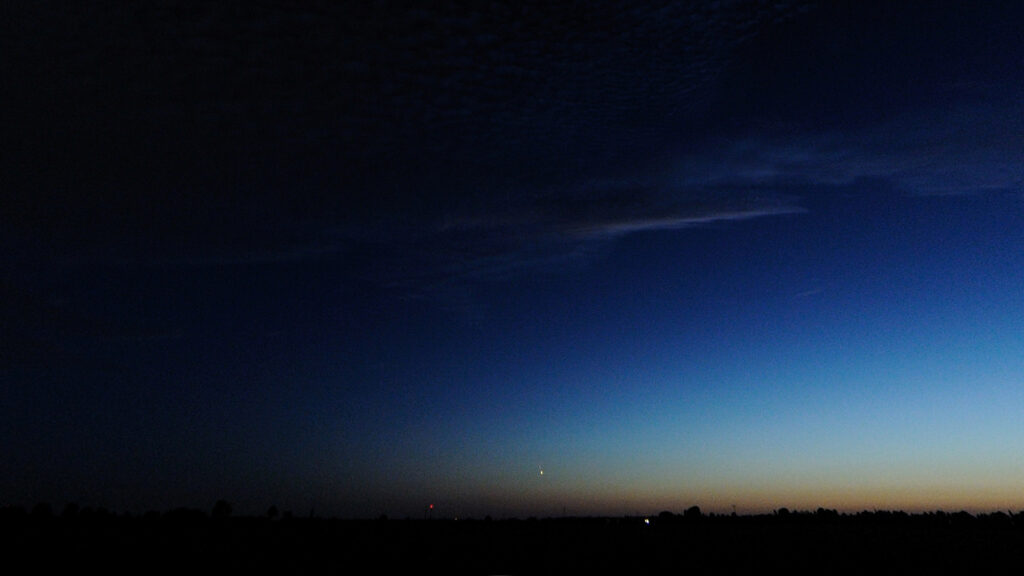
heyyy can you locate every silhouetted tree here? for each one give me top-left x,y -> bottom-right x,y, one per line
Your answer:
816,507 -> 839,520
267,505 -> 279,519
164,507 -> 206,524
212,499 -> 232,519
980,511 -> 1012,529
31,502 -> 53,518
0,506 -> 27,520
61,502 -> 80,519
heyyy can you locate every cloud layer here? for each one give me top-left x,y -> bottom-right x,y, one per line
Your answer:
6,2 -> 1022,298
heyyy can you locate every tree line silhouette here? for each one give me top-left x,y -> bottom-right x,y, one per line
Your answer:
4,502 -> 1024,573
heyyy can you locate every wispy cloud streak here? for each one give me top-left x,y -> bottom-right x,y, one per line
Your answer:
567,206 -> 805,239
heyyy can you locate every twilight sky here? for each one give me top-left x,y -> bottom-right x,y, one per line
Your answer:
4,1 -> 1024,518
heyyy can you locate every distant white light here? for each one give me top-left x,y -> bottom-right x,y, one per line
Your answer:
644,518 -> 650,525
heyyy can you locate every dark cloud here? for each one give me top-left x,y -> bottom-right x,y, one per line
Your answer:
6,1 -> 1020,304
665,94 -> 1024,200
4,1 -> 805,249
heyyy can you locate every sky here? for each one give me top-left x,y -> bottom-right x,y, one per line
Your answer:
4,1 -> 1024,519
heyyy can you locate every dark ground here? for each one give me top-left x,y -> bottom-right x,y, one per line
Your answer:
4,505 -> 1024,574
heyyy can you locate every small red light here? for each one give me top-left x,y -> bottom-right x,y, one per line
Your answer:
429,504 -> 434,509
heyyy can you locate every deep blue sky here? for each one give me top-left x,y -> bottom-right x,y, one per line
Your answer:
4,1 -> 1024,518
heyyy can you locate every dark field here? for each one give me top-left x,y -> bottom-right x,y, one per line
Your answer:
4,506 -> 1024,574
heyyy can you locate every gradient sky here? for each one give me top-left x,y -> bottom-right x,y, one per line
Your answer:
4,1 -> 1024,519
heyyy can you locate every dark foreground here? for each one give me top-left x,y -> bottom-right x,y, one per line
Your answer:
4,507 -> 1024,574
